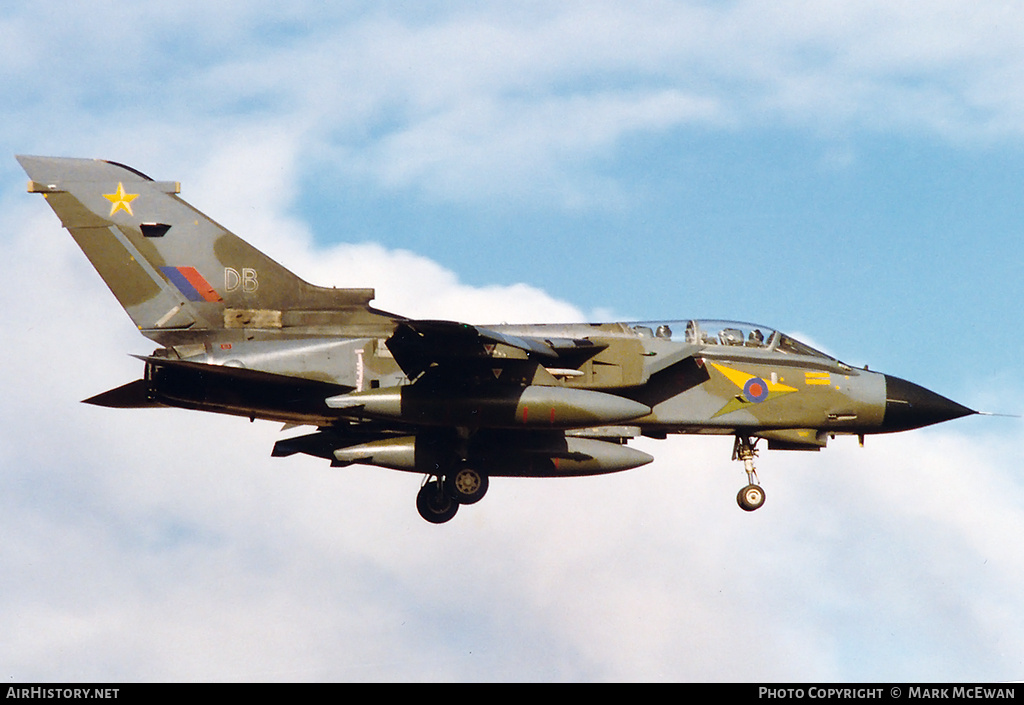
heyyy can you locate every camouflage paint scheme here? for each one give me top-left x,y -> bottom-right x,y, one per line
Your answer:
18,156 -> 975,522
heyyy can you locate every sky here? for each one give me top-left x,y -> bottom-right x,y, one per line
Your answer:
1,0 -> 1023,682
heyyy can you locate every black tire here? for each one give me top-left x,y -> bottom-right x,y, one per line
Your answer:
416,482 -> 459,524
737,484 -> 766,512
445,467 -> 489,505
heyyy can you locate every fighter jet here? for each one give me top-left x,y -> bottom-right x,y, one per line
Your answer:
17,156 -> 977,523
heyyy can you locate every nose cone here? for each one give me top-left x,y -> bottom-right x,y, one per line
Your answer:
881,375 -> 975,432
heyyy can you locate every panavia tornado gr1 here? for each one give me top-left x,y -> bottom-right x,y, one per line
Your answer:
18,156 -> 977,523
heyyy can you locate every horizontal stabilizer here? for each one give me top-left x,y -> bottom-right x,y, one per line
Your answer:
134,355 -> 356,425
83,379 -> 161,408
132,354 -> 354,393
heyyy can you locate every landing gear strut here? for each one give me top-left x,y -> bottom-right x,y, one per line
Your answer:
732,436 -> 766,512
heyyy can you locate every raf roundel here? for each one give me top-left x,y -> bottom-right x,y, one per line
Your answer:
743,377 -> 770,403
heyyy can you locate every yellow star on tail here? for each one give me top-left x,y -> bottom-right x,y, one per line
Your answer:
103,182 -> 138,216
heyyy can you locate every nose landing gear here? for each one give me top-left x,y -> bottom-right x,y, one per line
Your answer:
732,436 -> 766,512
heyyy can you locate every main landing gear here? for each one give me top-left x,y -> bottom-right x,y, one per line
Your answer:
415,466 -> 490,524
732,436 -> 766,512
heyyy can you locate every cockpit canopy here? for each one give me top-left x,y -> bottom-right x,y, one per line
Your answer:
631,319 -> 838,361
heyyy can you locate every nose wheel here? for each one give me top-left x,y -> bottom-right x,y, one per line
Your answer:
732,436 -> 766,512
737,483 -> 765,511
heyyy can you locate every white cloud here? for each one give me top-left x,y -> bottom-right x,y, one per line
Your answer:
2,182 -> 1022,680
12,2 -> 1024,208
156,127 -> 590,323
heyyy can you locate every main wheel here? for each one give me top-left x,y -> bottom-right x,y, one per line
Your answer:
417,481 -> 459,524
446,467 -> 489,505
737,484 -> 766,512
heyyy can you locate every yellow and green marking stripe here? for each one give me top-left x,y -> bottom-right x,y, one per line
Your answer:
709,362 -> 798,417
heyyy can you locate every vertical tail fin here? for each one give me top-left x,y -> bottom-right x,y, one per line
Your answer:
18,156 -> 394,343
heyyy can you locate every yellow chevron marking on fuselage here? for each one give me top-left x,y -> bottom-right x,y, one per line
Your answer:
709,362 -> 798,417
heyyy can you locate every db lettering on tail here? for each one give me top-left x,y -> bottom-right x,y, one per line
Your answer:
224,267 -> 259,293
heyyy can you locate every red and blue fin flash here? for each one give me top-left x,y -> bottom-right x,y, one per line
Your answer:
160,266 -> 223,302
